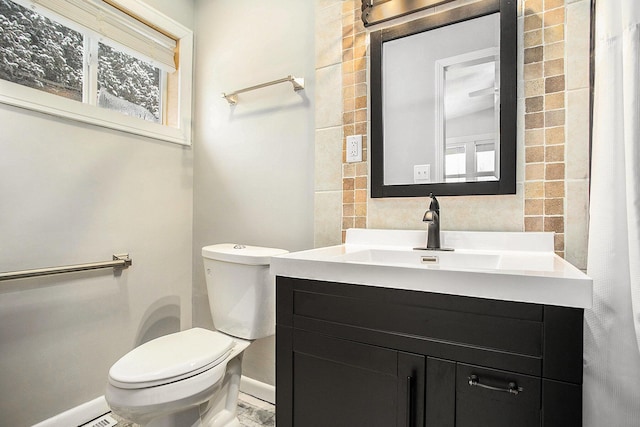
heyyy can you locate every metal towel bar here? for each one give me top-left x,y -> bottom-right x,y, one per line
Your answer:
222,75 -> 304,105
0,254 -> 132,281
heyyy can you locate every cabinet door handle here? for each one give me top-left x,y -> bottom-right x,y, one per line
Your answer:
468,374 -> 523,395
406,376 -> 413,427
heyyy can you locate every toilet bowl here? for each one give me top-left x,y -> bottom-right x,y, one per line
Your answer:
105,244 -> 287,427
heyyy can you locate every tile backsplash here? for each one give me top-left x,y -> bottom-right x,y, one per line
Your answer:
314,0 -> 590,269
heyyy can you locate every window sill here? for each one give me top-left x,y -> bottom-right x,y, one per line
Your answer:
0,80 -> 191,146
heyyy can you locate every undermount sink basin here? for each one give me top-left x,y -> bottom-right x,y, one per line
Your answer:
270,228 -> 593,308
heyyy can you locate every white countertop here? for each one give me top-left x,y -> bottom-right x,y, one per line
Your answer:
271,229 -> 593,309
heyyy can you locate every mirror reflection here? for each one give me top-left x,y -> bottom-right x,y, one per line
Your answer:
382,13 -> 500,186
442,46 -> 500,183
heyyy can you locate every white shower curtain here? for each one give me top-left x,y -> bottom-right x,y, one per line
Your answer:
583,0 -> 640,425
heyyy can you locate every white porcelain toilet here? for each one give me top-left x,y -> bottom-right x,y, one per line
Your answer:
105,243 -> 288,427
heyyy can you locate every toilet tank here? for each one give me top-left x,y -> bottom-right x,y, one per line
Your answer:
202,244 -> 288,340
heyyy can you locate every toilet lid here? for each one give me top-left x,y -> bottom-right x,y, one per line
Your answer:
109,328 -> 234,389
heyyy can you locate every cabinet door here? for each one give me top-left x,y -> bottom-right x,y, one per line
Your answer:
292,329 -> 425,427
426,357 -> 456,427
456,363 -> 541,427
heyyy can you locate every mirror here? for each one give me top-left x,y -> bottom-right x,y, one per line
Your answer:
369,0 -> 517,197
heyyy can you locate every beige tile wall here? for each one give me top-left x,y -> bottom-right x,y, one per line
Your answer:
341,2 -> 369,243
314,0 -> 344,248
314,0 -> 591,269
523,0 -> 568,257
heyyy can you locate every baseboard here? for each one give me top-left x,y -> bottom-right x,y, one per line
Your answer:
32,396 -> 110,427
240,375 -> 275,404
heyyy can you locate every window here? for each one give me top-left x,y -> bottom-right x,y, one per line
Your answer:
97,42 -> 162,123
444,134 -> 497,182
0,1 -> 84,100
0,0 -> 193,145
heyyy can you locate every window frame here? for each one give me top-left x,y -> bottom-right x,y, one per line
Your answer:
0,0 -> 193,146
444,133 -> 497,182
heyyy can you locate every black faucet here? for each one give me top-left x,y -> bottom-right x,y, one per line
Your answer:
423,193 -> 441,250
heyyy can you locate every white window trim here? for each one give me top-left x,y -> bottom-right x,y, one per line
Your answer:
445,133 -> 497,180
0,0 -> 193,146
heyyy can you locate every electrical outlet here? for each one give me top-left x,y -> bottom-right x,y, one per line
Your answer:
346,135 -> 362,163
414,164 -> 431,183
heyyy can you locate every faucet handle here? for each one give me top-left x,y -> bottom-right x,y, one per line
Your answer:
423,210 -> 438,222
427,192 -> 439,212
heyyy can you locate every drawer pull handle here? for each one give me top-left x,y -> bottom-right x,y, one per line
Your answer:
468,374 -> 523,395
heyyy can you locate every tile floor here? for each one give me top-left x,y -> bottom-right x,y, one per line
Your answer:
109,393 -> 275,427
236,393 -> 276,427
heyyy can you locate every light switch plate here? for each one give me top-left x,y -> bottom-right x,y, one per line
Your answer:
414,164 -> 431,183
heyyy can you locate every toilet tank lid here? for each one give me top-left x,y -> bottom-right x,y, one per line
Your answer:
202,243 -> 288,265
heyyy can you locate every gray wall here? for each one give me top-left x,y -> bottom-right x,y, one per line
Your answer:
0,1 -> 195,425
192,0 -> 315,386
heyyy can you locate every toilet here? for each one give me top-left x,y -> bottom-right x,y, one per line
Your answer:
105,243 -> 288,427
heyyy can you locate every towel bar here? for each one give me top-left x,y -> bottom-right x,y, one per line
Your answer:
222,75 -> 304,105
0,254 -> 132,281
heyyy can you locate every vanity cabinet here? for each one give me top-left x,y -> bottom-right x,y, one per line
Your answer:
276,276 -> 583,427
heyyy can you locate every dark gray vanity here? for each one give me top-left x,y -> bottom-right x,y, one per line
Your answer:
276,277 -> 582,427
273,2 -> 584,423
272,230 -> 591,427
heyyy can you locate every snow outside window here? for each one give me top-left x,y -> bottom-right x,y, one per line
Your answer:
0,0 -> 193,145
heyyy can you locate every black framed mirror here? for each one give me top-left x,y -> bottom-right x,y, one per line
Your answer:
369,0 -> 517,197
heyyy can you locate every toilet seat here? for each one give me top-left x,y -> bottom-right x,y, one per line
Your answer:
109,328 -> 234,389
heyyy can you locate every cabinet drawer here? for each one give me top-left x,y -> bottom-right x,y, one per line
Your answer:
291,282 -> 543,357
456,363 -> 541,427
277,277 -> 582,382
